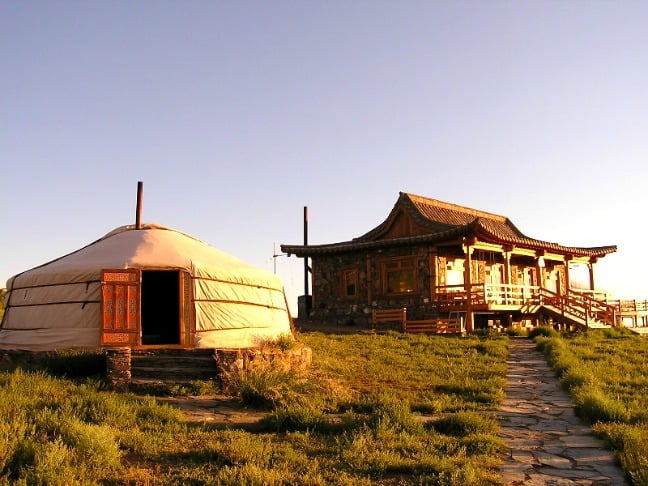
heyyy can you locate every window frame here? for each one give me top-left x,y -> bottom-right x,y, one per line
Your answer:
341,267 -> 359,300
381,257 -> 418,295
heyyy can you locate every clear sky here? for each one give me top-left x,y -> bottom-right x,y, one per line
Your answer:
3,1 -> 648,313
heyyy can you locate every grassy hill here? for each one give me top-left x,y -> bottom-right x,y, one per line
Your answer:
0,332 -> 509,485
1,329 -> 647,484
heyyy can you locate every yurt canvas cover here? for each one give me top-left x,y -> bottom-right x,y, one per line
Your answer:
0,224 -> 294,351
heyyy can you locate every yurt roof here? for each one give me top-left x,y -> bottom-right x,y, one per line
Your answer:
8,223 -> 280,289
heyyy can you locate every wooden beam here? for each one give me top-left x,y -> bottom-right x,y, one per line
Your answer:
366,254 -> 372,305
429,248 -> 437,303
463,243 -> 474,332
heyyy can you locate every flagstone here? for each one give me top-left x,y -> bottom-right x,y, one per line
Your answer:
533,451 -> 573,468
534,466 -> 606,479
529,419 -> 572,431
497,339 -> 628,485
520,473 -> 576,485
561,434 -> 608,448
568,447 -> 617,463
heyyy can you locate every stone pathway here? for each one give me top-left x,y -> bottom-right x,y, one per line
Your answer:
498,338 -> 628,485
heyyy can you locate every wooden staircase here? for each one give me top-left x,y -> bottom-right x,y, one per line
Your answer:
537,289 -> 615,329
130,349 -> 219,385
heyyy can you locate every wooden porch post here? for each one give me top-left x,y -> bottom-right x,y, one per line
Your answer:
428,249 -> 437,304
588,258 -> 597,291
565,255 -> 573,298
366,254 -> 372,305
536,252 -> 546,290
503,246 -> 513,285
463,242 -> 474,332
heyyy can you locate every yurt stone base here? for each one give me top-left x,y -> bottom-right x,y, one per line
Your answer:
105,344 -> 313,391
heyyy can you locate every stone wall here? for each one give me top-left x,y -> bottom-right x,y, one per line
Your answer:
213,342 -> 312,376
309,245 -> 442,324
103,343 -> 313,390
105,347 -> 131,391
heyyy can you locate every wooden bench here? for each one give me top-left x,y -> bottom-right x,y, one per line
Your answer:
403,317 -> 464,335
371,308 -> 407,329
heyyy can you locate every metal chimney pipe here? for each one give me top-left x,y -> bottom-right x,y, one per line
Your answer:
303,206 -> 309,296
135,181 -> 143,229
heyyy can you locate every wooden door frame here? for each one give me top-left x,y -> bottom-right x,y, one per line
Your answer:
101,268 -> 194,348
101,269 -> 141,346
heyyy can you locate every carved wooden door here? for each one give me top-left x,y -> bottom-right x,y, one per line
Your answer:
101,269 -> 140,346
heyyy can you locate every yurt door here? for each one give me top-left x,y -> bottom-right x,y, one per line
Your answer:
140,270 -> 183,345
101,269 -> 140,346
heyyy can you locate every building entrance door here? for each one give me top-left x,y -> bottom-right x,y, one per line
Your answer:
101,269 -> 140,346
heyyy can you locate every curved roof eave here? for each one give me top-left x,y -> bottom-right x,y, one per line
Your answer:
282,226 -> 467,256
469,220 -> 616,257
282,220 -> 617,258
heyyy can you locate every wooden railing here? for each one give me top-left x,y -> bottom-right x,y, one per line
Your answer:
540,289 -> 617,327
436,283 -> 540,307
435,284 -> 484,308
484,284 -> 540,306
607,299 -> 648,313
435,283 -> 619,328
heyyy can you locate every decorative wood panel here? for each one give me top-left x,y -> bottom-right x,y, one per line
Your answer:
101,269 -> 140,346
180,271 -> 193,346
380,210 -> 429,239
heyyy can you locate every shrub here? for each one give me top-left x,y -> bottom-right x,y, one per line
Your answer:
528,326 -> 560,339
473,328 -> 502,338
259,333 -> 296,352
560,366 -> 592,390
535,337 -> 575,376
135,379 -> 219,397
430,411 -> 498,437
574,388 -> 630,424
0,406 -> 29,474
600,327 -> 631,339
594,422 -> 648,485
28,438 -> 77,486
222,361 -> 303,409
259,403 -> 327,433
506,327 -> 528,337
476,339 -> 509,360
367,395 -> 424,435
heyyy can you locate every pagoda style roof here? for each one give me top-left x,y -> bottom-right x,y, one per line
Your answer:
281,193 -> 617,258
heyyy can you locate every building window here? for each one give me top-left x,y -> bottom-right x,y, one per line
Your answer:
342,268 -> 358,298
382,258 -> 417,294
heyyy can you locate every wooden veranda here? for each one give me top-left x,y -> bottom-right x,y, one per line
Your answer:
436,283 -> 648,332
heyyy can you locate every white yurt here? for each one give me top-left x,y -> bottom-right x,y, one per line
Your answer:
0,224 -> 294,351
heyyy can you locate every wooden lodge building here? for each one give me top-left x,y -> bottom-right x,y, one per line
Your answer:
281,193 -> 621,333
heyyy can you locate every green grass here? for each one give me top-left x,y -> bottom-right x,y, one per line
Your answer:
0,332 -> 509,485
535,329 -> 648,484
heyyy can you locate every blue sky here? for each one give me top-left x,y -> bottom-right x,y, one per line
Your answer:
2,1 -> 648,312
